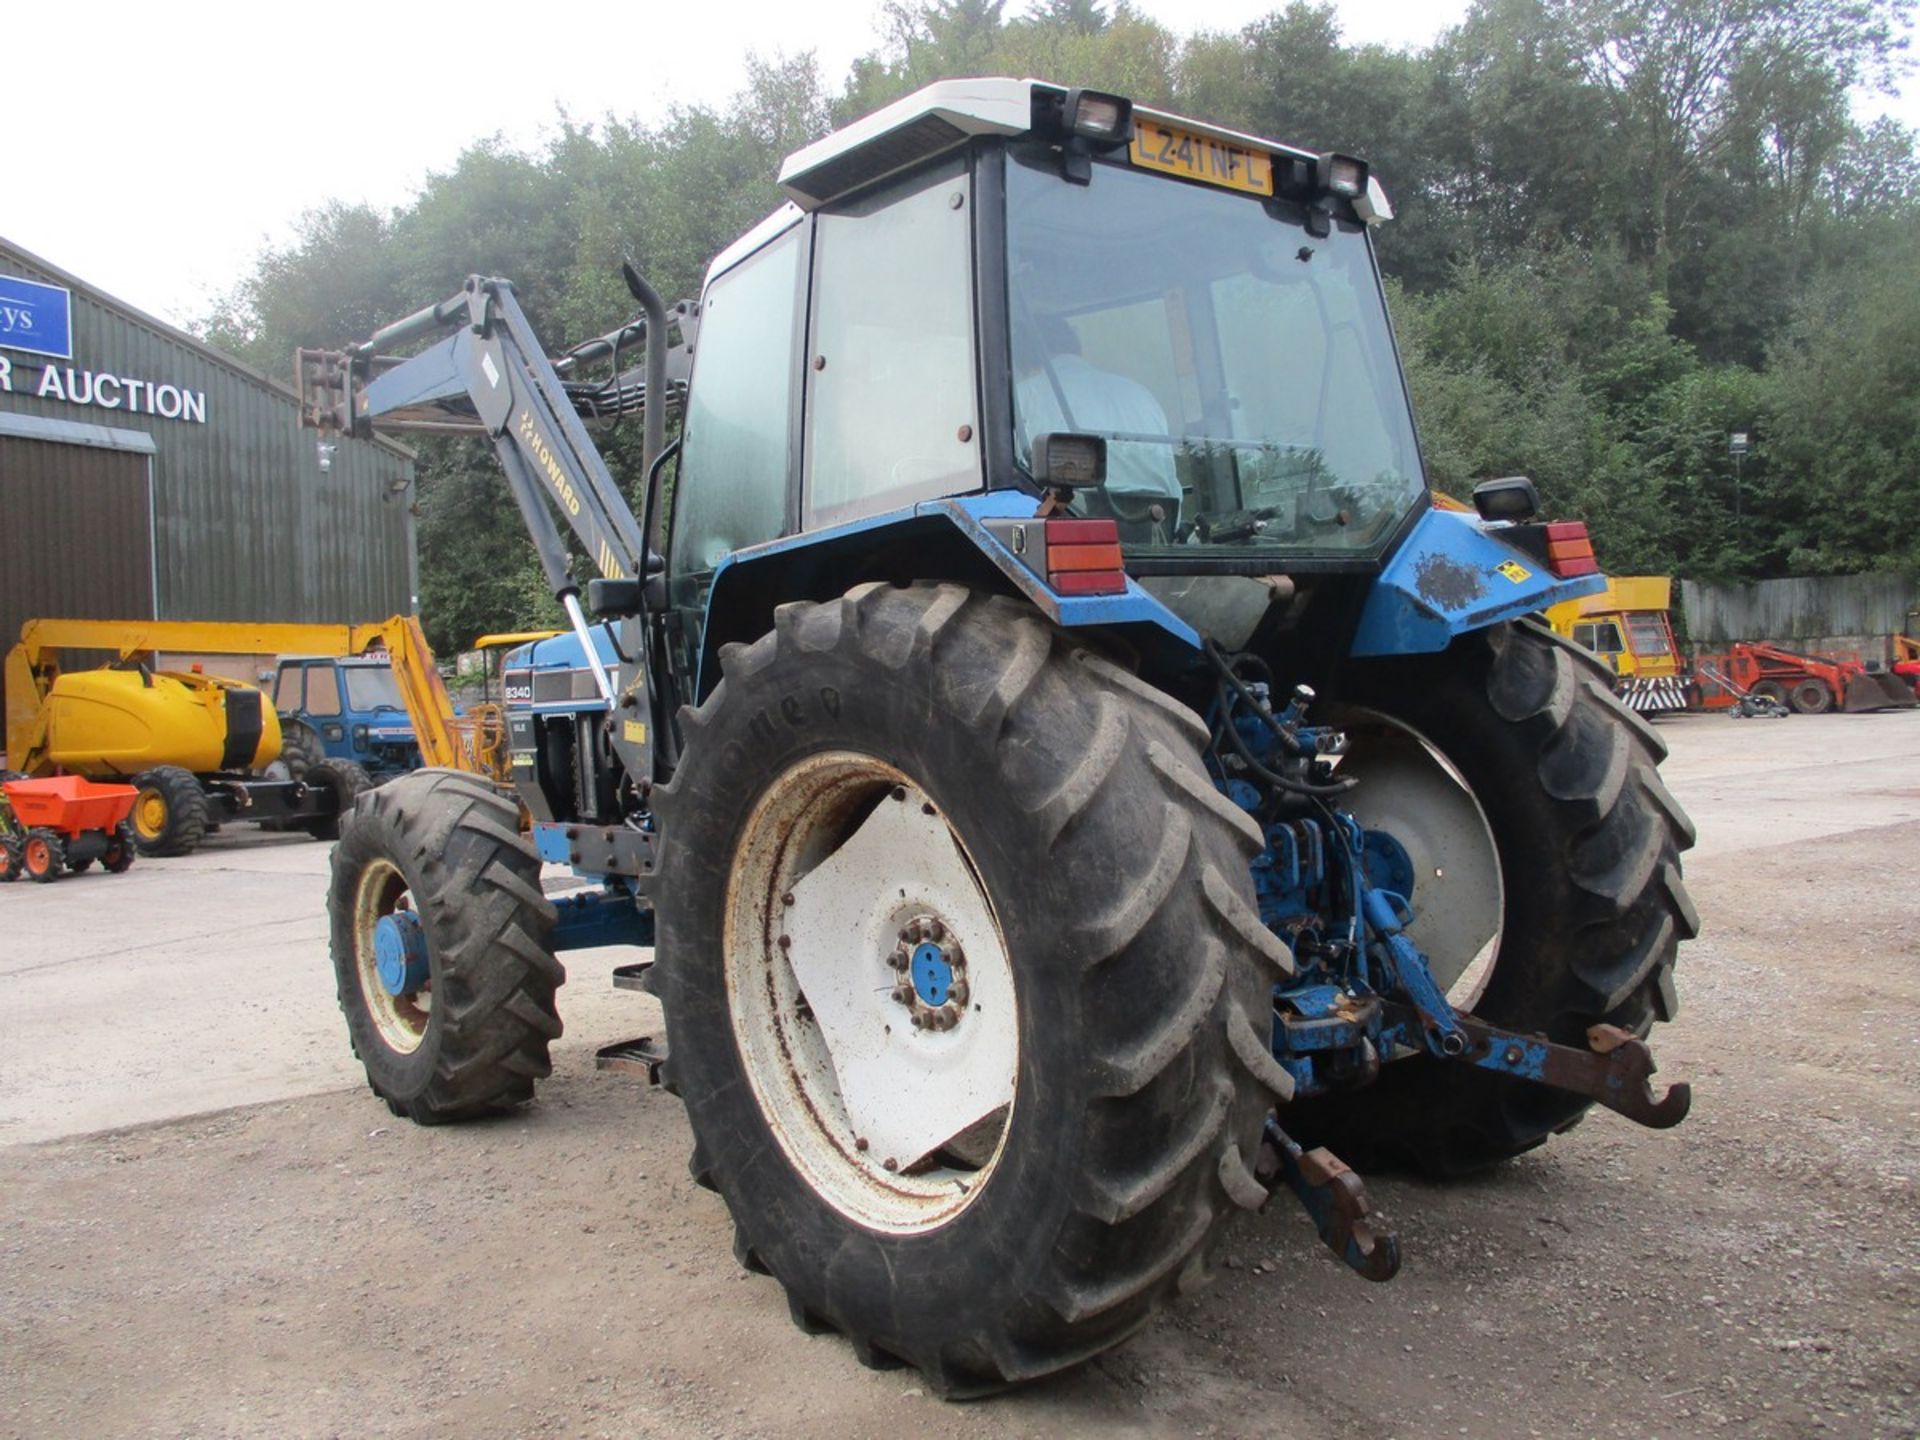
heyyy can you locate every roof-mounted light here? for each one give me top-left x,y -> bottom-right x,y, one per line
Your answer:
1317,152 -> 1368,200
1064,88 -> 1132,144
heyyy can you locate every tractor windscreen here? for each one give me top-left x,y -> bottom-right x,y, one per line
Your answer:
343,664 -> 406,712
1005,148 -> 1425,557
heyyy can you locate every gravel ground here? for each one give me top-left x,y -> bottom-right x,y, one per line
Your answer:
2,712 -> 1918,1438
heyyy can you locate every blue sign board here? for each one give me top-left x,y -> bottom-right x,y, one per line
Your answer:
0,273 -> 73,360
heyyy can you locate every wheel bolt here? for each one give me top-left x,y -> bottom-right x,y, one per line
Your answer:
777,935 -> 791,950
854,1137 -> 869,1152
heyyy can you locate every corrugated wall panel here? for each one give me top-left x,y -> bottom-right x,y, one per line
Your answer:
1681,574 -> 1919,645
0,241 -> 413,627
0,436 -> 156,729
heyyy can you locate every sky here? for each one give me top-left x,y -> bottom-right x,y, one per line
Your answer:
4,0 -> 1913,330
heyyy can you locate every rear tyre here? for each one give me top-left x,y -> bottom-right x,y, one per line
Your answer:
1290,619 -> 1698,1176
302,758 -> 373,841
652,583 -> 1288,1395
22,828 -> 66,883
1790,678 -> 1833,714
1750,679 -> 1790,708
129,765 -> 209,856
0,837 -> 21,882
328,768 -> 563,1123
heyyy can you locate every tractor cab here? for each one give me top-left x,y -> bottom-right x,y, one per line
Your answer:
666,79 -> 1594,700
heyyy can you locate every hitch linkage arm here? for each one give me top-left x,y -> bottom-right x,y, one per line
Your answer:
1358,860 -> 1690,1130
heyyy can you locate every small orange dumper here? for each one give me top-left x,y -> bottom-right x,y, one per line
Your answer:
0,775 -> 140,883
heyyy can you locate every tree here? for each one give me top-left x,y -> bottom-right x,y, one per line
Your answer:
1545,0 -> 1912,287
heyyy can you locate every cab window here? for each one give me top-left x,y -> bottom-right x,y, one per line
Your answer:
671,224 -> 806,577
304,665 -> 342,716
273,667 -> 304,711
806,158 -> 979,526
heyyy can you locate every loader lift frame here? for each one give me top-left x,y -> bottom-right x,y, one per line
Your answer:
298,271 -> 695,876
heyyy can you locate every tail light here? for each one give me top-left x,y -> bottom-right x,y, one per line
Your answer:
1044,518 -> 1126,596
1543,521 -> 1598,577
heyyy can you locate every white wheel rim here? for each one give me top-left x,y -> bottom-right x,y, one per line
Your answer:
725,752 -> 1018,1234
351,857 -> 432,1054
1332,710 -> 1504,1008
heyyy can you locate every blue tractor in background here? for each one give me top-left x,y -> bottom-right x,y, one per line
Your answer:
270,653 -> 421,782
298,79 -> 1694,1396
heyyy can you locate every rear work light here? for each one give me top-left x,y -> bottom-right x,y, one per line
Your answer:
1543,521 -> 1599,577
1045,517 -> 1127,596
1317,152 -> 1369,199
1063,88 -> 1133,144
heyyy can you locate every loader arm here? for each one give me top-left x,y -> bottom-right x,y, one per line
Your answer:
298,274 -> 690,787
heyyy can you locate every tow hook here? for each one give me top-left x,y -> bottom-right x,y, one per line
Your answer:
1258,1117 -> 1401,1282
1454,1017 -> 1692,1129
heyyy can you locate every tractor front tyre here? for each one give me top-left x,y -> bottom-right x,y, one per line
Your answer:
21,828 -> 67,883
651,583 -> 1289,1396
1291,619 -> 1698,1176
327,768 -> 563,1123
302,758 -> 373,841
129,765 -> 210,856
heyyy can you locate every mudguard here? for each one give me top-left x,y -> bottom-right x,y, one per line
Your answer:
1349,508 -> 1607,657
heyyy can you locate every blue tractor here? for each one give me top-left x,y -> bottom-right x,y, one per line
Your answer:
270,653 -> 422,782
299,80 -> 1694,1395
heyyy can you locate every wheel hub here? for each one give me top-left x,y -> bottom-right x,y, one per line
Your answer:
135,792 -> 167,839
889,916 -> 970,1030
727,755 -> 1018,1228
373,909 -> 430,996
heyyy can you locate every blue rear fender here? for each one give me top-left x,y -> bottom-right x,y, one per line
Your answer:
1350,508 -> 1607,657
690,492 -> 1202,700
689,493 -> 1607,696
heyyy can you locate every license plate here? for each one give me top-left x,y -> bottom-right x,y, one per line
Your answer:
1130,118 -> 1273,196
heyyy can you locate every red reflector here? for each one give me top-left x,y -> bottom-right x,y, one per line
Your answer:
1048,541 -> 1125,573
1553,556 -> 1600,577
1045,518 -> 1120,545
1544,521 -> 1590,542
1051,570 -> 1128,596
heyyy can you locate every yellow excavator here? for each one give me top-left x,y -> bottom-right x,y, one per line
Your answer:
3,615 -> 495,855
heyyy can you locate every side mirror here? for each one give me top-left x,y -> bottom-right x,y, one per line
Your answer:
587,578 -> 645,618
